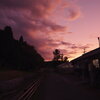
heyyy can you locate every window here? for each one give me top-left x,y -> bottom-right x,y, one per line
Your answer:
93,59 -> 99,68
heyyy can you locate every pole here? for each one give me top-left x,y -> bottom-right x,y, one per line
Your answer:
83,48 -> 86,54
98,37 -> 100,47
98,37 -> 100,68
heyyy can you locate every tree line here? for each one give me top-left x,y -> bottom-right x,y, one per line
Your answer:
0,26 -> 44,70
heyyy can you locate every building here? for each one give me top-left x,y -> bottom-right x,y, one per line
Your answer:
71,47 -> 100,69
71,47 -> 100,84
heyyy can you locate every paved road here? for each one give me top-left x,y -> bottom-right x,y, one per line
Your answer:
33,71 -> 100,100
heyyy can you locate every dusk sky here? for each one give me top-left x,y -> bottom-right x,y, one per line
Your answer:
0,0 -> 100,61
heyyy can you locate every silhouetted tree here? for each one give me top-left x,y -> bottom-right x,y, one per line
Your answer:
64,56 -> 69,62
53,49 -> 60,61
60,54 -> 64,61
0,26 -> 44,70
4,26 -> 13,40
19,36 -> 24,43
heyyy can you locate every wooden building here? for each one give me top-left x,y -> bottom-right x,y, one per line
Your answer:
71,47 -> 100,84
71,47 -> 100,69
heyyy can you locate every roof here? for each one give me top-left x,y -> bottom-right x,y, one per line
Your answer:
71,47 -> 100,62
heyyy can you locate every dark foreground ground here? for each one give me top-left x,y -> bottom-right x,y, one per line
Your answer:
1,68 -> 100,100
31,69 -> 100,100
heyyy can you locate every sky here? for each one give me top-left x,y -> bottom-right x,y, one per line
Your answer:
0,0 -> 100,61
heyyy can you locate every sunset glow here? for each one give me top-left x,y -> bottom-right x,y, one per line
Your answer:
0,0 -> 100,61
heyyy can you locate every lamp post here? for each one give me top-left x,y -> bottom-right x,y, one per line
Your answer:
98,37 -> 100,47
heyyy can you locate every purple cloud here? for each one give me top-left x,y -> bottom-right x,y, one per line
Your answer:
0,0 -> 82,60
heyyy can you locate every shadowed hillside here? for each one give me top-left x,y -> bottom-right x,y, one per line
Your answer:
0,26 -> 44,70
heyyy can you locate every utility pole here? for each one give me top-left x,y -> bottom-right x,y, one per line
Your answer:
83,48 -> 86,54
98,37 -> 100,47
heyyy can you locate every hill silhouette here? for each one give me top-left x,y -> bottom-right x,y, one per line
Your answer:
0,26 -> 44,70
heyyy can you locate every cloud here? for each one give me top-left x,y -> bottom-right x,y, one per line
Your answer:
61,0 -> 81,21
60,41 -> 90,49
67,8 -> 81,21
0,0 -> 65,33
0,0 -> 82,60
0,0 -> 80,34
30,38 -> 90,60
0,0 -> 60,18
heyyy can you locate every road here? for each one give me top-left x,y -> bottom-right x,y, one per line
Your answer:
0,72 -> 44,100
1,68 -> 100,100
32,70 -> 100,100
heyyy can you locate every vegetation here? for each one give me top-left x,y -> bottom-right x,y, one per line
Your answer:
0,26 -> 44,70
